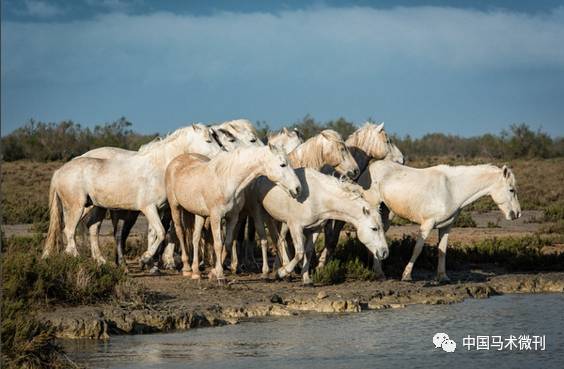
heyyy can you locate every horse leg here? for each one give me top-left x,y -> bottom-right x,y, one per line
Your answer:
62,200 -> 85,257
436,225 -> 452,282
234,216 -> 247,271
119,211 -> 139,269
401,222 -> 433,281
301,231 -> 315,285
85,206 -> 107,264
224,212 -> 240,274
277,222 -> 291,267
191,215 -> 205,279
276,223 -> 304,279
140,206 -> 166,270
209,214 -> 226,283
170,204 -> 191,276
318,220 -> 344,269
253,211 -> 270,277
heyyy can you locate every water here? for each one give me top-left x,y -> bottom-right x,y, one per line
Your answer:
64,294 -> 564,369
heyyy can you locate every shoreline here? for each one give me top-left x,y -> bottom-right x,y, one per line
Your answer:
41,271 -> 564,340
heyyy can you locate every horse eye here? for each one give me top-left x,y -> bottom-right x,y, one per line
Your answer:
206,140 -> 212,143
509,189 -> 515,193
371,226 -> 379,232
280,163 -> 287,168
229,138 -> 236,142
250,138 -> 257,143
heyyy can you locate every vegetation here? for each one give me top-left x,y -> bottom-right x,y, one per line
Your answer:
0,234 -> 130,368
452,211 -> 477,228
1,117 -> 156,162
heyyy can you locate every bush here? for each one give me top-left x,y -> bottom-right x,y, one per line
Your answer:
1,235 -> 127,368
344,258 -> 377,281
453,212 -> 477,228
313,260 -> 345,285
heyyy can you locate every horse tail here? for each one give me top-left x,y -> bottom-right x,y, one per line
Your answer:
43,177 -> 63,258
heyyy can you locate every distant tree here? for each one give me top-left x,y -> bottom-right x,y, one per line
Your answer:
326,117 -> 357,139
289,115 -> 324,140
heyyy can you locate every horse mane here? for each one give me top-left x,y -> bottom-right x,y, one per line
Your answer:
346,122 -> 388,157
138,125 -> 206,153
221,119 -> 257,135
289,129 -> 344,168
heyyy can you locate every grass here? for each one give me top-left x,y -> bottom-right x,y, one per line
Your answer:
543,204 -> 564,222
0,234 -> 136,368
452,211 -> 477,228
313,233 -> 564,284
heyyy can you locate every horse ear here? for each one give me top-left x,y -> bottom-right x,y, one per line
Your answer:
192,124 -> 202,132
502,165 -> 510,178
282,127 -> 289,134
376,122 -> 385,132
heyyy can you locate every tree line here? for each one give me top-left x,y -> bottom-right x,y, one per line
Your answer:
1,116 -> 562,162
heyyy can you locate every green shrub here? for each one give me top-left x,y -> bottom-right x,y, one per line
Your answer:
313,260 -> 345,285
344,258 -> 377,281
453,212 -> 477,228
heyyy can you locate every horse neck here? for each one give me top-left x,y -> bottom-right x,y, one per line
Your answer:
316,179 -> 363,225
288,136 -> 324,170
215,148 -> 265,198
444,166 -> 499,208
142,134 -> 189,168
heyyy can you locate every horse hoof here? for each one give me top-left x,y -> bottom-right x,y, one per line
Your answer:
375,274 -> 387,281
182,270 -> 192,277
261,272 -> 270,280
149,266 -> 161,275
191,273 -> 201,280
437,275 -> 451,284
302,280 -> 314,287
401,274 -> 413,282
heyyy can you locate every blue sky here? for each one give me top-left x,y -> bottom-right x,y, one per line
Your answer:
2,1 -> 564,137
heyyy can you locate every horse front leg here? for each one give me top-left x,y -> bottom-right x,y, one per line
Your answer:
276,223 -> 304,280
140,205 -> 166,271
301,231 -> 315,285
436,225 -> 452,282
401,222 -> 433,281
224,212 -> 241,274
209,214 -> 226,283
191,215 -> 205,279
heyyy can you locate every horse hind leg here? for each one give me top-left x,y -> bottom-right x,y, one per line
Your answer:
62,199 -> 86,257
401,221 -> 433,281
85,206 -> 107,264
436,225 -> 452,283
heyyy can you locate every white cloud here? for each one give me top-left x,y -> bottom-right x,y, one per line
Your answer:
19,0 -> 65,18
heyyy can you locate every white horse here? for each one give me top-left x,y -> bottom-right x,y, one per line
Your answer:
236,129 -> 359,275
315,122 -> 405,268
211,119 -> 263,146
165,144 -> 301,281
253,168 -> 389,284
267,127 -> 303,154
359,161 -> 522,281
42,124 -> 224,264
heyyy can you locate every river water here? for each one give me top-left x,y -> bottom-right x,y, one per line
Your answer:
64,294 -> 564,369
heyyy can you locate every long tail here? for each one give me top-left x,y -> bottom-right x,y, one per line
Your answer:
42,178 -> 63,258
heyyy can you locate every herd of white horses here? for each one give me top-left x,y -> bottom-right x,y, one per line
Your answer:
42,119 -> 522,283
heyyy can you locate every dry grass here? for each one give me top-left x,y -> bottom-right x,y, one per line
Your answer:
1,161 -> 63,224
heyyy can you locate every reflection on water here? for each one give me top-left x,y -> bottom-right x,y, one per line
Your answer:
64,294 -> 564,369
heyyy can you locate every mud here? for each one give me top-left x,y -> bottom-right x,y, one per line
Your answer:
40,271 -> 564,340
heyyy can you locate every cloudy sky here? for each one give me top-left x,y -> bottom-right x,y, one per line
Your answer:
2,0 -> 563,137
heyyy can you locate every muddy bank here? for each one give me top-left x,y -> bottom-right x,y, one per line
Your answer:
40,271 -> 564,339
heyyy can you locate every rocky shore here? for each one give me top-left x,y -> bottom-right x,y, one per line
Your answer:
40,271 -> 564,340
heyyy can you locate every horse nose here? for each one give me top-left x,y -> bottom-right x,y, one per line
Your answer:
379,248 -> 389,260
348,168 -> 359,179
516,211 -> 522,219
509,210 -> 516,220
